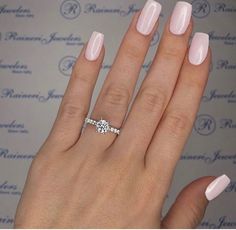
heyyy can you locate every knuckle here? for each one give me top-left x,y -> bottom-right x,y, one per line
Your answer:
77,72 -> 93,85
138,86 -> 166,113
103,84 -> 130,108
29,154 -> 52,179
161,43 -> 186,59
163,111 -> 193,137
60,102 -> 87,120
184,77 -> 205,93
71,69 -> 94,86
124,41 -> 144,62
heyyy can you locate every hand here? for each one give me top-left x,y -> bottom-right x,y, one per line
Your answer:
14,1 -> 226,228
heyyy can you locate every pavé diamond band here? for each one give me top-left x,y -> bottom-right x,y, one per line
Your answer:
84,117 -> 120,135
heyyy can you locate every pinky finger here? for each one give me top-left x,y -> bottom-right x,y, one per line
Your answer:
161,176 -> 214,229
161,175 -> 230,229
43,32 -> 105,153
145,33 -> 211,196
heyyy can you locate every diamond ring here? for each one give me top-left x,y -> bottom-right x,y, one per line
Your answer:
84,117 -> 120,135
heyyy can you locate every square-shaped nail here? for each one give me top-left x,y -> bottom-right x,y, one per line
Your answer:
85,31 -> 104,61
205,174 -> 230,201
136,0 -> 162,35
189,32 -> 209,65
170,1 -> 192,35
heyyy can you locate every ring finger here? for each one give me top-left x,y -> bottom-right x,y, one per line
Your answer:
77,0 -> 162,152
113,1 -> 193,161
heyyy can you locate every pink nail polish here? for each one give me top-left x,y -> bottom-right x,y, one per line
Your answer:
189,32 -> 209,65
205,174 -> 231,201
170,1 -> 192,35
136,0 -> 162,35
85,31 -> 104,61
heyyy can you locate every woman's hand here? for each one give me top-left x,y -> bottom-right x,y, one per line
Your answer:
14,1 -> 230,228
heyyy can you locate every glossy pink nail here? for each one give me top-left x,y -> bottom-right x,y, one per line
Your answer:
136,0 -> 162,35
205,174 -> 231,201
85,31 -> 104,61
170,1 -> 192,35
189,32 -> 209,65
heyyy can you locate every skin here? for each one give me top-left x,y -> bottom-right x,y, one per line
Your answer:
14,11 -> 213,228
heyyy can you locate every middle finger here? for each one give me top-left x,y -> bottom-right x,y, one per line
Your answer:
113,1 -> 193,161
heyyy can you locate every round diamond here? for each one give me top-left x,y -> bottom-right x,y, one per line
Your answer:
96,119 -> 109,134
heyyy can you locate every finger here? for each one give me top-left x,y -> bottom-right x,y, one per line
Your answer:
77,1 -> 162,152
43,32 -> 105,152
145,33 -> 211,196
113,2 -> 192,161
161,176 -> 215,229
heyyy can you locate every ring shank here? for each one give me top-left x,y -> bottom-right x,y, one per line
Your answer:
85,117 -> 120,135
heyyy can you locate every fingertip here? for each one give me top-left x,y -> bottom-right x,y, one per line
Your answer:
161,176 -> 217,229
176,176 -> 217,203
130,9 -> 160,41
84,31 -> 105,62
205,174 -> 231,201
188,32 -> 209,66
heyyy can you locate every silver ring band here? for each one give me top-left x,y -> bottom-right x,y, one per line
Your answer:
84,117 -> 120,135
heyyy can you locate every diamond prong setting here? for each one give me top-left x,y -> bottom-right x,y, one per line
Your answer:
96,119 -> 110,134
85,117 -> 120,135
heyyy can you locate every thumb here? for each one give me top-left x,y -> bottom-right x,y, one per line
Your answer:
161,175 -> 230,229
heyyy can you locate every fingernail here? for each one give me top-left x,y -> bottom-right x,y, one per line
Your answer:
170,1 -> 192,35
205,174 -> 231,201
136,0 -> 162,35
85,31 -> 104,61
189,32 -> 209,65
